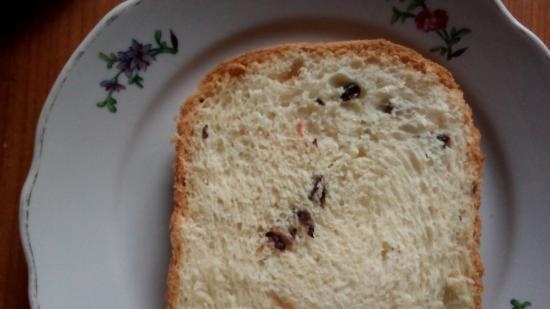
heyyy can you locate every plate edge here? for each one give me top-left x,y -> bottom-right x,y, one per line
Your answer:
492,0 -> 550,57
17,0 -> 549,308
18,1 -> 140,308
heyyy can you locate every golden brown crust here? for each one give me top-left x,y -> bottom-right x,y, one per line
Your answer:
166,39 -> 484,309
462,98 -> 485,309
166,95 -> 200,309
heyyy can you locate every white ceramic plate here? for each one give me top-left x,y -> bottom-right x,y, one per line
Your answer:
20,0 -> 550,308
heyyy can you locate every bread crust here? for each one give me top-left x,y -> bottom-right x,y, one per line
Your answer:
166,39 -> 483,309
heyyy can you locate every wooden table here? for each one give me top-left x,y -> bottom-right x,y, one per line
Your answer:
0,1 -> 547,307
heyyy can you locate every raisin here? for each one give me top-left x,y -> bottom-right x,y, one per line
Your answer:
472,181 -> 479,195
297,210 -> 312,224
436,134 -> 451,148
382,103 -> 394,114
308,175 -> 327,207
312,138 -> 318,147
307,226 -> 315,238
340,83 -> 361,101
297,209 -> 315,238
274,239 -> 285,250
289,227 -> 298,238
202,125 -> 209,139
315,98 -> 325,106
265,229 -> 293,251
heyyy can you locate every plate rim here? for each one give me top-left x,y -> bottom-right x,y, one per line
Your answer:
18,0 -> 549,308
18,1 -> 139,307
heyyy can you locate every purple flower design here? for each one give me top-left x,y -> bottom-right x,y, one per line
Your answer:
97,30 -> 178,113
100,79 -> 126,93
116,40 -> 156,78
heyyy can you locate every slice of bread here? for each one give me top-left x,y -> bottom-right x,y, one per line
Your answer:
167,40 -> 483,309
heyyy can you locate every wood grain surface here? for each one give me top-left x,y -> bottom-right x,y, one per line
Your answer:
0,0 -> 547,308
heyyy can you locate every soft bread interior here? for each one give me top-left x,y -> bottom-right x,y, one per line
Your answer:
170,40 -> 482,309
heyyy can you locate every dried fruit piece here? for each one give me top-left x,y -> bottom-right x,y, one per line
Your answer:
297,209 -> 315,238
436,134 -> 451,148
265,229 -> 293,251
382,103 -> 394,114
471,181 -> 479,195
312,138 -> 318,147
340,82 -> 361,101
308,175 -> 327,207
202,125 -> 209,139
289,227 -> 298,239
315,98 -> 325,106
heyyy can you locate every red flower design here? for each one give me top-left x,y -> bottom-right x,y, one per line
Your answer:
415,9 -> 448,32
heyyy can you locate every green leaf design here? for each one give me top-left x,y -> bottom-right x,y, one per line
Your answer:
99,52 -> 110,62
99,52 -> 117,69
105,96 -> 117,113
129,74 -> 144,88
169,30 -> 179,52
429,46 -> 448,56
97,96 -> 117,113
407,0 -> 426,11
406,2 -> 419,11
449,36 -> 461,44
449,47 -> 467,59
154,30 -> 162,46
106,103 -> 117,113
154,30 -> 169,50
391,7 -> 401,24
455,28 -> 472,36
511,299 -> 532,309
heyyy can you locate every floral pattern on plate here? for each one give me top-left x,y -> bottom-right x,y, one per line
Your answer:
96,30 -> 179,113
390,0 -> 471,60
